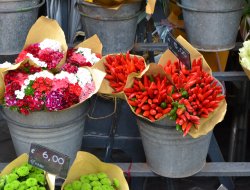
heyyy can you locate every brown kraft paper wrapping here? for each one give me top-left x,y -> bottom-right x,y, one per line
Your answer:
61,151 -> 129,190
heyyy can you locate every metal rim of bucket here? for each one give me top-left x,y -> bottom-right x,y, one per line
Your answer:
0,107 -> 88,129
0,0 -> 45,13
77,0 -> 142,9
77,5 -> 142,21
177,1 -> 244,13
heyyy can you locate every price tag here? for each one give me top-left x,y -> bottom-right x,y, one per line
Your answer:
28,143 -> 70,178
165,32 -> 191,69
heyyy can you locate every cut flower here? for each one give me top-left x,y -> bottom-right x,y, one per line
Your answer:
15,39 -> 64,70
4,67 -> 95,114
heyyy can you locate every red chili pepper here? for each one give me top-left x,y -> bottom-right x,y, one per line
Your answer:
143,111 -> 149,117
135,108 -> 141,115
172,93 -> 182,100
128,100 -> 137,107
138,96 -> 148,107
150,109 -> 157,116
155,113 -> 163,120
142,104 -> 150,111
163,108 -> 171,114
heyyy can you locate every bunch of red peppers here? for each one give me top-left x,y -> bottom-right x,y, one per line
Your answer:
125,58 -> 225,136
104,52 -> 145,93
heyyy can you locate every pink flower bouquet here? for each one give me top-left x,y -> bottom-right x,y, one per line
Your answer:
4,62 -> 96,115
15,39 -> 64,70
0,17 -> 105,115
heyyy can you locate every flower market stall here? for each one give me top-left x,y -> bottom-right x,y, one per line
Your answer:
0,0 -> 250,190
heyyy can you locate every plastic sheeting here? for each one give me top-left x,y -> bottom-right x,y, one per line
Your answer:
46,0 -> 81,44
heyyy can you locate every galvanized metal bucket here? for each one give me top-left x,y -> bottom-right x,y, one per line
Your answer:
137,117 -> 212,178
177,0 -> 244,52
1,102 -> 89,164
77,0 -> 142,55
0,0 -> 45,55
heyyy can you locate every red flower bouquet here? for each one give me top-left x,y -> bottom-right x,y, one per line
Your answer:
4,62 -> 96,115
15,39 -> 64,70
62,47 -> 101,73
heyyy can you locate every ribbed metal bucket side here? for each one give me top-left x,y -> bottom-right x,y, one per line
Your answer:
178,0 -> 244,51
137,118 -> 212,178
0,0 -> 45,55
1,102 -> 89,164
77,1 -> 142,55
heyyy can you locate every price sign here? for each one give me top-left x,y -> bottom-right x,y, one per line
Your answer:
28,143 -> 70,178
165,32 -> 191,69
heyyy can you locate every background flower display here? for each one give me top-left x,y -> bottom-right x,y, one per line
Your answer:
239,40 -> 250,79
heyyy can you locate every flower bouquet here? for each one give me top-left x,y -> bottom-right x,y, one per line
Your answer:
0,154 -> 55,190
239,40 -> 250,79
0,16 -> 105,163
62,151 -> 129,190
61,35 -> 102,73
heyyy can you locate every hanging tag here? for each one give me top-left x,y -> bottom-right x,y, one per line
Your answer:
165,32 -> 191,69
28,143 -> 70,179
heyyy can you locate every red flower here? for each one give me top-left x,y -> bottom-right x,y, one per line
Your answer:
19,107 -> 29,115
15,50 -> 28,63
69,83 -> 82,97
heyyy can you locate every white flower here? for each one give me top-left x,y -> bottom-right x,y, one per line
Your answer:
39,39 -> 62,52
75,47 -> 100,65
0,61 -> 12,68
239,40 -> 250,70
27,53 -> 47,68
24,79 -> 30,86
76,47 -> 91,55
55,71 -> 78,84
28,75 -> 36,81
76,68 -> 93,87
15,90 -> 25,99
241,57 -> 250,70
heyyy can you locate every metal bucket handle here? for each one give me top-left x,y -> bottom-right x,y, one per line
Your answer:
0,0 -> 45,13
0,106 -> 88,129
177,1 -> 244,13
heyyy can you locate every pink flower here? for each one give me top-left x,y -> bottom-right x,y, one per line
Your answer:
51,78 -> 69,91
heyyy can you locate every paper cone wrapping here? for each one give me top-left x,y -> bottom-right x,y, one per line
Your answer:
61,151 -> 129,190
0,154 -> 55,190
21,16 -> 68,71
146,0 -> 156,14
157,36 -> 227,138
75,34 -> 103,55
93,54 -> 148,99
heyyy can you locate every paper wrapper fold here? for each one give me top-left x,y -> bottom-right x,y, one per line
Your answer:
93,54 -> 148,99
157,35 -> 227,138
22,16 -> 68,70
0,154 -> 55,190
61,151 -> 129,190
75,34 -> 103,55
